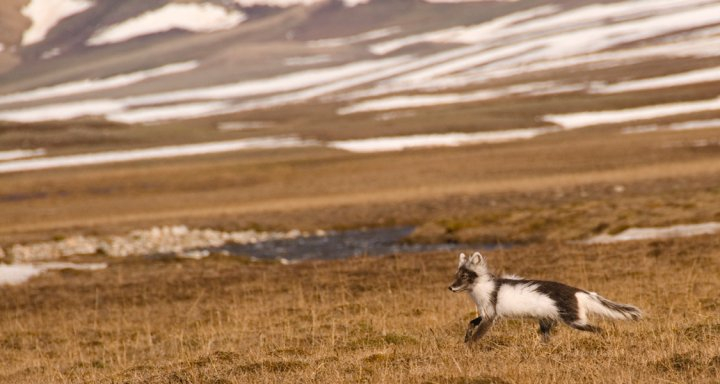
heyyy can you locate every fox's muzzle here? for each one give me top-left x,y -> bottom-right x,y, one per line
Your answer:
449,266 -> 478,292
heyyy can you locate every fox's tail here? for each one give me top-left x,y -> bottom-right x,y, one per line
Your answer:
580,292 -> 642,321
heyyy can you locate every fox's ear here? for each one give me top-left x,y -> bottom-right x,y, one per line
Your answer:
458,253 -> 467,267
470,252 -> 485,267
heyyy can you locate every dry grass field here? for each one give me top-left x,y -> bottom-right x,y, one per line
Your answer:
1,120 -> 720,383
0,236 -> 718,383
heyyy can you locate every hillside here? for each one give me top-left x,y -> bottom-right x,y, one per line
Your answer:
0,0 -> 718,137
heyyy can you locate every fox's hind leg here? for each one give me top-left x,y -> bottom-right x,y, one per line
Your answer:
566,320 -> 602,333
560,301 -> 603,334
538,319 -> 557,342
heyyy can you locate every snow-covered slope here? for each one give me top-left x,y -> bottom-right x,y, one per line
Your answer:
21,0 -> 93,46
1,0 -> 720,136
86,3 -> 247,46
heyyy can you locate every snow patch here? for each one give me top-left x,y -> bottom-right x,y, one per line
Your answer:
234,0 -> 369,7
40,47 -> 61,59
328,127 -> 557,153
87,3 -> 246,46
0,262 -> 107,286
424,0 -> 517,2
0,149 -> 46,161
0,137 -> 315,174
0,58 -> 406,123
348,35 -> 720,102
0,100 -> 125,123
464,36 -> 720,84
106,102 -> 228,124
369,5 -> 559,55
354,0 -> 720,103
382,1 -> 720,82
584,222 -> 720,244
284,55 -> 332,66
0,61 -> 198,106
217,121 -> 273,131
21,0 -> 93,45
372,0 -> 716,55
153,55 -> 415,117
234,0 -> 322,6
343,0 -> 370,6
622,119 -> 720,134
337,82 -> 580,114
545,97 -> 720,129
307,27 -> 401,48
375,111 -> 416,121
670,139 -> 720,148
591,65 -> 720,94
122,58 -> 405,107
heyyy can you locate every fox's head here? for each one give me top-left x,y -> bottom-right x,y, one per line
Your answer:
448,252 -> 487,292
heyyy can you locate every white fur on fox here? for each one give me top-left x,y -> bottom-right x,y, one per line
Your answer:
494,283 -> 558,318
576,292 -> 637,321
469,278 -> 496,318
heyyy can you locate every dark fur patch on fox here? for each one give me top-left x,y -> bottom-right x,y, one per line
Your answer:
458,266 -> 478,281
465,316 -> 494,344
532,280 -> 583,322
490,281 -> 500,307
449,266 -> 480,291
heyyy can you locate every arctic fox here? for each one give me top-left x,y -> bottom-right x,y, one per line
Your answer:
448,252 -> 641,343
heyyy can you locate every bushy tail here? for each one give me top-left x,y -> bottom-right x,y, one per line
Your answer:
581,292 -> 642,321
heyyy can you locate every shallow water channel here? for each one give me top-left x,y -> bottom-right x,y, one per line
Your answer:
204,227 -> 506,262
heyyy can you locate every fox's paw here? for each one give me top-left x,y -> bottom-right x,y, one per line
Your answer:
464,316 -> 493,344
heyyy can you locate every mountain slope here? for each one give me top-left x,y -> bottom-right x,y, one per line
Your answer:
0,0 -> 719,160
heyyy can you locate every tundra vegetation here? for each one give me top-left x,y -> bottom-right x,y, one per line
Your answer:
1,115 -> 719,382
0,236 -> 718,383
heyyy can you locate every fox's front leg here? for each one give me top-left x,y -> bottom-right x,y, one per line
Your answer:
464,316 -> 482,342
464,316 -> 494,344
